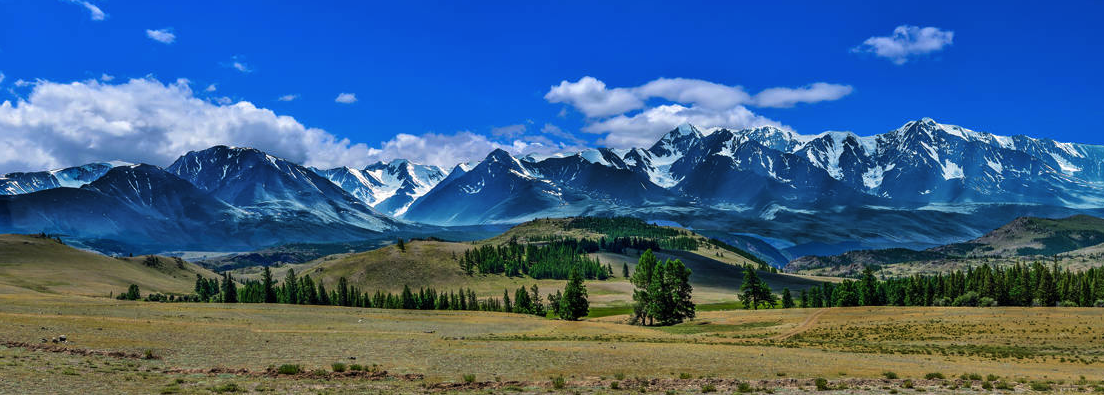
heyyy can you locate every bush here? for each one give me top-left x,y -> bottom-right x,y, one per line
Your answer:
552,376 -> 566,389
1059,300 -> 1079,307
953,291 -> 980,307
979,297 -> 998,307
994,381 -> 1015,390
701,384 -> 717,393
925,372 -> 946,380
276,364 -> 301,375
933,297 -> 952,306
209,383 -> 241,393
986,374 -> 999,381
1029,382 -> 1051,391
737,382 -> 753,393
463,374 -> 476,383
680,373 -> 693,380
982,381 -> 993,390
883,371 -> 899,379
610,381 -> 620,390
961,373 -> 982,381
614,372 -> 626,380
1094,299 -> 1104,308
815,378 -> 830,391
902,379 -> 914,389
349,364 -> 364,371
331,363 -> 346,373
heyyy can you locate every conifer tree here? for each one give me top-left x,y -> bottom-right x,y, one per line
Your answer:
631,249 -> 659,324
283,269 -> 299,305
781,288 -> 795,308
622,262 -> 630,278
559,268 -> 589,320
262,266 -> 277,303
222,272 -> 238,303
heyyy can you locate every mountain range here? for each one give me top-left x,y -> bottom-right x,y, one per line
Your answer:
2,118 -> 1103,257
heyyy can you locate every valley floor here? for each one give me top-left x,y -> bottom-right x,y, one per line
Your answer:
2,293 -> 1102,394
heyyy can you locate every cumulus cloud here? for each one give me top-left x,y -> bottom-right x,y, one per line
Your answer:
852,25 -> 954,65
14,79 -> 32,87
145,28 -> 176,44
0,72 -> 5,85
0,77 -> 381,174
334,92 -> 357,104
64,0 -> 105,21
204,84 -> 216,92
546,76 -> 851,147
544,77 -> 642,118
277,94 -> 298,102
100,73 -> 114,82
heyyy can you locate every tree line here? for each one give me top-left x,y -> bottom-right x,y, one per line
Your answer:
800,262 -> 1104,308
458,240 -> 612,280
121,266 -> 592,320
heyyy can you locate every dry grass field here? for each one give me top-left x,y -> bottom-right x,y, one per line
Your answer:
1,291 -> 1102,394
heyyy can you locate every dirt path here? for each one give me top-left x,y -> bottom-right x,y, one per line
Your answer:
769,308 -> 827,340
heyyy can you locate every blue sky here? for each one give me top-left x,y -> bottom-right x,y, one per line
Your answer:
0,0 -> 1102,172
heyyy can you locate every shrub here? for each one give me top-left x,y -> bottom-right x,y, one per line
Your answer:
463,374 -> 476,383
611,381 -> 620,390
209,383 -> 241,393
933,297 -> 952,306
349,364 -> 364,371
552,376 -> 566,389
680,373 -> 693,380
979,297 -> 998,307
615,372 -> 626,380
986,374 -> 999,382
982,381 -> 993,390
737,382 -> 753,393
276,364 -> 301,375
701,384 -> 717,393
953,291 -> 980,307
331,362 -> 346,373
1094,299 -> 1104,308
961,373 -> 982,381
902,379 -> 914,389
883,371 -> 899,379
815,378 -> 830,391
1059,300 -> 1079,307
925,372 -> 946,380
1029,382 -> 1052,391
994,381 -> 1015,390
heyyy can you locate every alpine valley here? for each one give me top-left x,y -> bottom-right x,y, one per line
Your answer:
2,118 -> 1103,263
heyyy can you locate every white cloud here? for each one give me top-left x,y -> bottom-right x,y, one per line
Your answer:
334,92 -> 357,104
362,131 -> 581,169
545,76 -> 643,118
204,84 -> 216,92
100,73 -> 114,82
13,79 -> 32,87
540,123 -> 585,144
0,77 -> 383,174
277,94 -> 298,102
753,83 -> 854,108
0,72 -> 4,85
65,0 -> 105,21
546,76 -> 851,147
852,25 -> 954,65
223,56 -> 252,73
145,28 -> 176,44
585,104 -> 783,147
491,124 -> 526,138
214,96 -> 233,105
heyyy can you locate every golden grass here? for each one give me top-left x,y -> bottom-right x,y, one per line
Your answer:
0,234 -> 217,297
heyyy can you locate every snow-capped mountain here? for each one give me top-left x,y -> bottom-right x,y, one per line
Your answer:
315,160 -> 446,216
402,149 -> 569,225
0,162 -> 128,195
166,145 -> 395,231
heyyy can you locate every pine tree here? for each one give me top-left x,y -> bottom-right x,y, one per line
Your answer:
262,266 -> 277,303
317,282 -> 331,305
631,249 -> 659,324
529,285 -> 546,317
799,289 -> 809,308
782,288 -> 795,308
622,262 -> 630,278
283,269 -> 299,305
222,272 -> 238,303
559,268 -> 589,320
859,267 -> 880,306
740,266 -> 771,309
397,238 -> 406,252
1037,266 -> 1059,306
124,284 -> 141,301
338,277 -> 350,307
